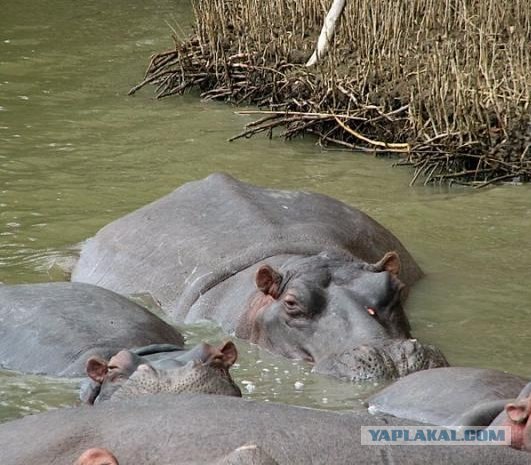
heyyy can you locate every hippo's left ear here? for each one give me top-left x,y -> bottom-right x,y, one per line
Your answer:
372,251 -> 401,276
207,341 -> 238,369
505,399 -> 531,423
255,264 -> 283,298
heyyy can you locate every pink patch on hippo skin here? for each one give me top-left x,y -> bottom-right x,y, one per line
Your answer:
236,292 -> 275,341
136,363 -> 156,373
107,350 -> 136,370
503,397 -> 531,452
74,448 -> 119,465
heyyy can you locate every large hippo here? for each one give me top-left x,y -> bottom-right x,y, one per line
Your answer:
0,282 -> 184,377
367,367 -> 530,426
0,394 -> 529,465
80,340 -> 241,403
72,173 -> 446,380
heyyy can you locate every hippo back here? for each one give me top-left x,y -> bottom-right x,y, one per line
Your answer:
0,395 -> 529,465
0,282 -> 184,377
368,367 -> 529,425
72,173 -> 422,321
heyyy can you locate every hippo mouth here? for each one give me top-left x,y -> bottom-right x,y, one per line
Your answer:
312,339 -> 449,382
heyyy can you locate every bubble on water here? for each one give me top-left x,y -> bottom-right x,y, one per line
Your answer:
294,381 -> 304,390
322,397 -> 328,404
245,383 -> 256,394
18,96 -> 29,100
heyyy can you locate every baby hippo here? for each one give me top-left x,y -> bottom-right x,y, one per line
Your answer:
81,340 -> 241,404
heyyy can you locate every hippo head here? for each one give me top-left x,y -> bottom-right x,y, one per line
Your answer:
236,251 -> 447,380
82,341 -> 241,404
504,396 -> 531,452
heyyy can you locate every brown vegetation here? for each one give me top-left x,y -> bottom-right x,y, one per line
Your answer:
130,0 -> 531,187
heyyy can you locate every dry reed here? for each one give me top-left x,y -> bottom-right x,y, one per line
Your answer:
131,0 -> 531,187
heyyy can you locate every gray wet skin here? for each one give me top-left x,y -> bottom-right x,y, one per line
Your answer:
367,367 -> 530,426
82,341 -> 241,404
1,394 -> 529,465
0,282 -> 184,377
72,173 -> 446,381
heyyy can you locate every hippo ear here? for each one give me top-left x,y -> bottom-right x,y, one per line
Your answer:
505,400 -> 530,423
372,251 -> 401,276
74,448 -> 119,465
255,265 -> 283,298
219,340 -> 238,368
207,341 -> 239,369
86,356 -> 109,383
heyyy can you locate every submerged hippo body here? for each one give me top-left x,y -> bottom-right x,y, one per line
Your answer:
0,282 -> 184,377
368,367 -> 530,426
72,173 -> 446,380
0,394 -> 529,465
81,341 -> 241,403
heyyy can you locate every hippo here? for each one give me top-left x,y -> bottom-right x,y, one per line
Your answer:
72,173 -> 446,380
81,340 -> 241,403
367,367 -> 530,426
0,282 -> 184,377
0,394 -> 529,465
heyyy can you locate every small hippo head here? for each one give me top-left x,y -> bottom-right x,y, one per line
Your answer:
504,396 -> 531,452
236,251 -> 446,380
82,341 -> 241,404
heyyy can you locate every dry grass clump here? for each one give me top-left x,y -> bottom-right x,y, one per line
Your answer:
131,0 -> 531,187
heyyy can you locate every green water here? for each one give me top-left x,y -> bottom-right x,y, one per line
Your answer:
1,0 -> 530,422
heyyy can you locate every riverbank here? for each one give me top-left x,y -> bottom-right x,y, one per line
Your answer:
131,0 -> 530,187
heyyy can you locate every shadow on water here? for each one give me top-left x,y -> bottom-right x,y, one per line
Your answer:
0,0 -> 530,422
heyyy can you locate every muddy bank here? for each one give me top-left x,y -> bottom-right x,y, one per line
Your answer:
131,0 -> 531,187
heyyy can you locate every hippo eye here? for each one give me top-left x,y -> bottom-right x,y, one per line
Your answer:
283,295 -> 302,314
284,297 -> 297,309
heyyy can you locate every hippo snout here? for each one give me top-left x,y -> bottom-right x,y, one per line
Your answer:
312,339 -> 448,382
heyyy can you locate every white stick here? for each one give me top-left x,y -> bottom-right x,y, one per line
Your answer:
306,0 -> 347,67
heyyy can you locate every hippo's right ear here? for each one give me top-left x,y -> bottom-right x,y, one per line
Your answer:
86,356 -> 109,383
255,265 -> 283,298
219,340 -> 238,367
